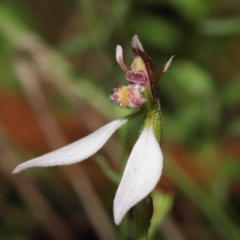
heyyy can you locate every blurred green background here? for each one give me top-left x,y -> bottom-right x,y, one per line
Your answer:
0,0 -> 240,239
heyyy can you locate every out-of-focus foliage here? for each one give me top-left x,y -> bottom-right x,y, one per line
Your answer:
0,0 -> 240,239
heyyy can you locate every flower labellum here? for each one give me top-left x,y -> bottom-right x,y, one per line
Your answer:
13,35 -> 173,225
110,84 -> 146,109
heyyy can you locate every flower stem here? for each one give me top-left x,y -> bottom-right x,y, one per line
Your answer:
133,195 -> 153,240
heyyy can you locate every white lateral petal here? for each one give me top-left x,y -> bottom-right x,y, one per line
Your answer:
163,55 -> 175,73
113,126 -> 163,225
13,118 -> 128,173
116,45 -> 128,72
116,45 -> 123,62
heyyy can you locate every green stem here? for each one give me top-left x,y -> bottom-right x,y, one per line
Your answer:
133,195 -> 153,240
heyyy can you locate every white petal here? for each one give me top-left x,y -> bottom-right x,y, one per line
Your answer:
113,126 -> 163,225
13,118 -> 128,173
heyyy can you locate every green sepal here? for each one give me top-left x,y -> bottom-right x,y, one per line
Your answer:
141,98 -> 163,144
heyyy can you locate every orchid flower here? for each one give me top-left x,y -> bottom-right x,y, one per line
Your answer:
13,35 -> 173,225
